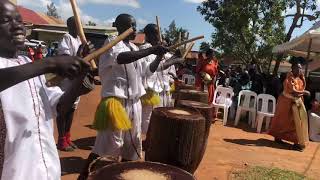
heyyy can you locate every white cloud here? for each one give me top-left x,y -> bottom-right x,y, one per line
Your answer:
137,18 -> 148,26
18,0 -> 106,25
18,0 -> 141,10
102,18 -> 116,26
78,0 -> 141,8
184,0 -> 206,3
18,0 -> 52,9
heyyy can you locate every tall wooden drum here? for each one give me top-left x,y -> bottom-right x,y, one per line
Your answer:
177,100 -> 213,169
88,161 -> 195,180
172,83 -> 196,103
175,89 -> 208,107
145,107 -> 206,174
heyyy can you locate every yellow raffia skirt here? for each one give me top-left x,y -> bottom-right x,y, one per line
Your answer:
140,89 -> 161,106
92,97 -> 132,131
170,83 -> 175,93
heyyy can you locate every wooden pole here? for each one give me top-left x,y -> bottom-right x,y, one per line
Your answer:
70,0 -> 97,69
267,54 -> 273,73
305,38 -> 313,77
170,35 -> 204,50
156,16 -> 162,43
183,32 -> 190,51
46,28 -> 134,86
178,32 -> 182,44
183,42 -> 195,59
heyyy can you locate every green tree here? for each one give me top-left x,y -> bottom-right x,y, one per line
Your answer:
46,2 -> 60,19
163,20 -> 189,46
272,0 -> 319,74
198,0 -> 286,69
86,21 -> 97,26
199,41 -> 211,52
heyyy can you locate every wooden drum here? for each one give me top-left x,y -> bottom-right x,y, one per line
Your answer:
88,161 -> 195,180
172,83 -> 196,102
145,107 -> 206,174
175,89 -> 208,107
177,100 -> 213,170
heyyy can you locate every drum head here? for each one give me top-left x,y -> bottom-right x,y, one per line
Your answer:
179,100 -> 213,108
90,161 -> 195,180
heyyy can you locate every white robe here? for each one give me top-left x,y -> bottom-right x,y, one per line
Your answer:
140,43 -> 176,134
0,56 -> 64,180
93,36 -> 150,160
57,33 -> 81,56
57,33 -> 82,108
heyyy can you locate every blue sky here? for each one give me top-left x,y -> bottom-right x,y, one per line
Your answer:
18,0 -> 318,50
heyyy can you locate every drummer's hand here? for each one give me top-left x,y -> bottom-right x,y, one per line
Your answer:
77,41 -> 95,58
304,90 -> 311,97
152,45 -> 169,56
168,72 -> 178,80
47,56 -> 91,79
292,92 -> 303,97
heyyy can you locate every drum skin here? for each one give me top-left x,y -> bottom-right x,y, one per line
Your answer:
88,161 -> 195,180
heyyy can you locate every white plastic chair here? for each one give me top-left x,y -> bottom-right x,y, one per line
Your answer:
309,112 -> 320,142
255,94 -> 276,133
188,75 -> 195,85
182,74 -> 189,84
212,86 -> 234,125
234,90 -> 257,127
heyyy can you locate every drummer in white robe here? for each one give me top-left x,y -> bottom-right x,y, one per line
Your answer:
56,16 -> 83,151
0,2 -> 94,179
140,24 -> 183,134
79,14 -> 169,179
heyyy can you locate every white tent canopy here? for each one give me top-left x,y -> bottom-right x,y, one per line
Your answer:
273,21 -> 320,57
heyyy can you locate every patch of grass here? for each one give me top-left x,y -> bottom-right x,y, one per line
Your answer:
231,166 -> 310,180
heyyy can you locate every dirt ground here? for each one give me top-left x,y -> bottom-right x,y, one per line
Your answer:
57,87 -> 320,180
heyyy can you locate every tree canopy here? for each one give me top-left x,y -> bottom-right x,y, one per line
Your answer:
163,20 -> 189,46
86,21 -> 97,26
46,2 -> 60,19
198,0 -> 319,73
199,41 -> 211,52
198,0 -> 286,68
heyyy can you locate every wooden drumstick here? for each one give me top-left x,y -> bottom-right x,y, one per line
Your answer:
82,28 -> 134,62
70,0 -> 97,69
182,42 -> 195,59
169,35 -> 204,50
156,16 -> 162,43
46,28 -> 134,86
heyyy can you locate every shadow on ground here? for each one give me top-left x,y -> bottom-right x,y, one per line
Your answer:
73,136 -> 96,150
84,124 -> 95,130
223,138 -> 293,150
60,156 -> 85,176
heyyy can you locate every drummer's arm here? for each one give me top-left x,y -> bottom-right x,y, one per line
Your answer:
156,56 -> 184,72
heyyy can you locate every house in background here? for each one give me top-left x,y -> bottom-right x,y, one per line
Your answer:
17,6 -> 117,48
131,33 -> 146,46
